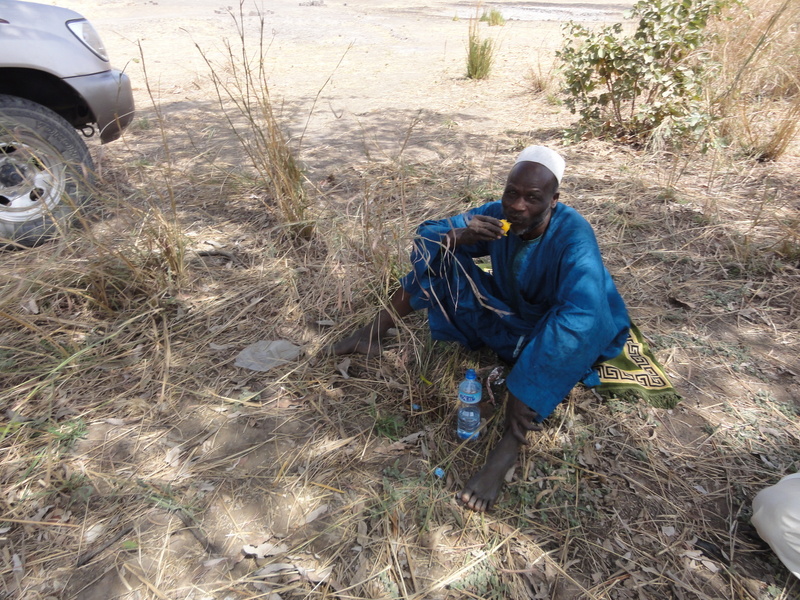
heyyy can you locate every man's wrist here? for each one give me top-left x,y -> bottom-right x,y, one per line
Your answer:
445,228 -> 462,249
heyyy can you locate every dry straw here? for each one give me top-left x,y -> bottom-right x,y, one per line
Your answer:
709,0 -> 800,160
196,4 -> 312,239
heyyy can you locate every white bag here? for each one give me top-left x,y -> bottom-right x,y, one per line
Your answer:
752,472 -> 800,580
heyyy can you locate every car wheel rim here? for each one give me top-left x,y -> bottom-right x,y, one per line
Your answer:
0,139 -> 66,223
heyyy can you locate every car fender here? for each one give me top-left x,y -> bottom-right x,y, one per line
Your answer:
0,1 -> 110,78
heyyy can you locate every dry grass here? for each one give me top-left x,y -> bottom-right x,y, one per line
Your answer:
2,10 -> 800,600
709,0 -> 800,160
196,5 -> 311,239
528,56 -> 559,98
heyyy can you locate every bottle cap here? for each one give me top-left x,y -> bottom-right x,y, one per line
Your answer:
465,369 -> 476,379
433,467 -> 445,479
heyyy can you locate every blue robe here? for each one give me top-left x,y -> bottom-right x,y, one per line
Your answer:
400,201 -> 630,420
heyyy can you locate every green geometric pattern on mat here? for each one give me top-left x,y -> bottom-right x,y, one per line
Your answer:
596,324 -> 681,409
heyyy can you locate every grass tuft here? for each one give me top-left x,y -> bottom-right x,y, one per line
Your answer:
480,8 -> 506,26
466,10 -> 495,80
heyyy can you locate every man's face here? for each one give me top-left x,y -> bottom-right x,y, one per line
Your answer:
501,162 -> 559,239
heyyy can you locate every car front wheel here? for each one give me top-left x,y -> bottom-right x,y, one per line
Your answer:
0,94 -> 95,248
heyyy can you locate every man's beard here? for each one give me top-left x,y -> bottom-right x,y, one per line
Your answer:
516,208 -> 552,239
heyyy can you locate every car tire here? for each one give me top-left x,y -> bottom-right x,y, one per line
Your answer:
0,94 -> 95,248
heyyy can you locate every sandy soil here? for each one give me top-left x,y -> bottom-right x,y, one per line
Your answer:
61,0 -> 633,173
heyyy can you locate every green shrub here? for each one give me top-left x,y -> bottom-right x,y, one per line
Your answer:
480,8 -> 506,26
557,0 -> 729,146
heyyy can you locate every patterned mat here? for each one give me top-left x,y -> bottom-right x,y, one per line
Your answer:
596,324 -> 681,408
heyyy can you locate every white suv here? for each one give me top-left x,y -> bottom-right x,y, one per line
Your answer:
0,0 -> 135,246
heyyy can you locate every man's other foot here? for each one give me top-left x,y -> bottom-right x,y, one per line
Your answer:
458,434 -> 519,512
332,327 -> 382,356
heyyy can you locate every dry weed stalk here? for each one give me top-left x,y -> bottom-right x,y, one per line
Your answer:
196,3 -> 311,238
528,57 -> 558,96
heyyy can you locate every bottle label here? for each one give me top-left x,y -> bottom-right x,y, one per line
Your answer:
458,392 -> 480,404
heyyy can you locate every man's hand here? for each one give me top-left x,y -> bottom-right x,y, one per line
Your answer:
506,393 -> 542,445
446,215 -> 505,248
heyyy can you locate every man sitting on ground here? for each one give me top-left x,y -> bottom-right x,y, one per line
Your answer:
334,146 -> 630,512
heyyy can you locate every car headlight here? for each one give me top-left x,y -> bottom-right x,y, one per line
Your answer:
66,19 -> 108,62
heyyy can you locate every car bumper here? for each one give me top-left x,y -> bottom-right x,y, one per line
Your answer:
65,69 -> 135,143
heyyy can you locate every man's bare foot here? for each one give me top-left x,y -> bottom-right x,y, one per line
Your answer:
459,433 -> 520,512
333,290 -> 413,356
332,325 -> 383,356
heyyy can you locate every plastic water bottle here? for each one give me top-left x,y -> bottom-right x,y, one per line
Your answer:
456,369 -> 482,440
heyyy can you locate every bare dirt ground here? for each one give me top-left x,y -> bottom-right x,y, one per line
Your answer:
3,1 -> 800,599
70,0 -> 633,173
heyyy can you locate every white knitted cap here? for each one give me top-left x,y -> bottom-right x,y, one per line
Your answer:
514,145 -> 566,184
